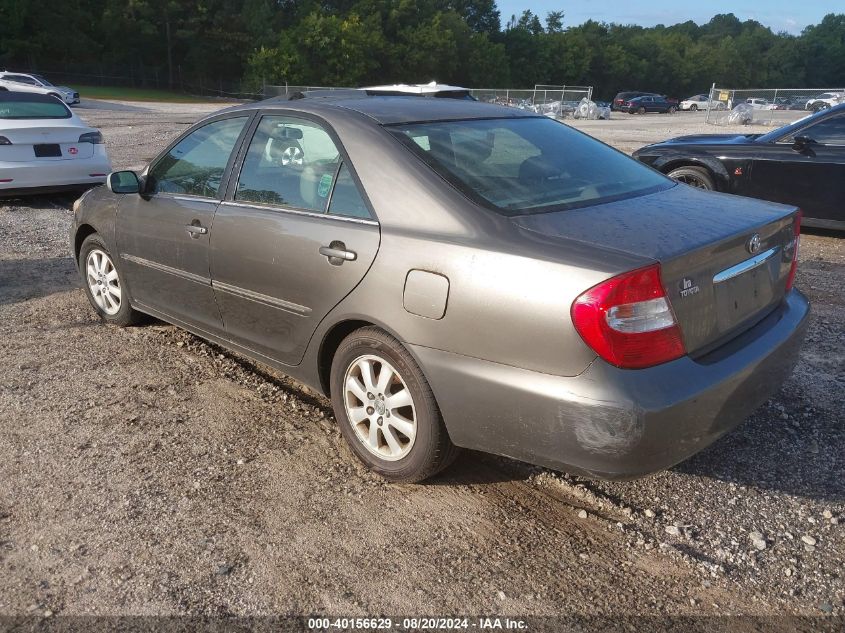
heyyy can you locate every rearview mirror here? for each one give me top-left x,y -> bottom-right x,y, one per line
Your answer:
107,170 -> 140,194
792,135 -> 815,152
272,125 -> 303,140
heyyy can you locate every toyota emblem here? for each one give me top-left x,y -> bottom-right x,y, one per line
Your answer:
746,233 -> 761,254
68,147 -> 78,155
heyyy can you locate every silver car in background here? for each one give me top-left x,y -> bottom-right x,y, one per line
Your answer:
70,96 -> 809,482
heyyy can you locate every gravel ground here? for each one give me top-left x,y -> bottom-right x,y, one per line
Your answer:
0,100 -> 842,629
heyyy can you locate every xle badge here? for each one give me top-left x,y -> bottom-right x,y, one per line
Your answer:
679,277 -> 700,298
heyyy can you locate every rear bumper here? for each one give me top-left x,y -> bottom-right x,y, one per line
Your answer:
412,290 -> 810,479
0,154 -> 110,193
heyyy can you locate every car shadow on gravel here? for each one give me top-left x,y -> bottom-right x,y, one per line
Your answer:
0,192 -> 81,210
672,403 -> 844,503
0,256 -> 79,306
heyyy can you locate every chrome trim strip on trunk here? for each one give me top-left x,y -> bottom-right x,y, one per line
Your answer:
713,246 -> 780,284
120,253 -> 211,285
212,280 -> 312,316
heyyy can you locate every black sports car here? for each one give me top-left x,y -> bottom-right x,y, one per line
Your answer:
633,104 -> 845,230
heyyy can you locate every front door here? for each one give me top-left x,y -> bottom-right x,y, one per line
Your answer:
209,114 -> 380,365
116,115 -> 251,332
747,112 -> 845,225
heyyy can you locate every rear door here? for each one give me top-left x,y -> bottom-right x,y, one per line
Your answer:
116,114 -> 251,332
747,111 -> 845,224
209,113 -> 380,365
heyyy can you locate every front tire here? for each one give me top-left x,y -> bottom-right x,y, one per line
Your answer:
637,106 -> 646,115
690,104 -> 698,112
79,233 -> 141,326
330,327 -> 459,483
667,166 -> 715,190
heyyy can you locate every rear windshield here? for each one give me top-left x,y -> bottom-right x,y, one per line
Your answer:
391,117 -> 671,216
0,100 -> 71,119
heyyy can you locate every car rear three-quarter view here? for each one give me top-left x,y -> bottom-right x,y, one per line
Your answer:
1,92 -> 111,195
70,96 -> 810,483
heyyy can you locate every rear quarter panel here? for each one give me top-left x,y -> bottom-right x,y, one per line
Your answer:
302,110 -> 651,380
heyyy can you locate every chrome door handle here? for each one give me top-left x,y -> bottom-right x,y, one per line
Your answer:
319,243 -> 357,262
185,224 -> 208,237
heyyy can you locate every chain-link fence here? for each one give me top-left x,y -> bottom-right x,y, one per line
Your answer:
264,84 -> 596,118
469,85 -> 593,118
705,85 -> 845,126
263,85 -> 353,99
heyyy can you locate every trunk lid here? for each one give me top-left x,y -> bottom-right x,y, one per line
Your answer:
512,185 -> 799,355
0,125 -> 96,162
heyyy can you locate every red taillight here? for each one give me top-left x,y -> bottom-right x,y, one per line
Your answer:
571,264 -> 686,369
785,210 -> 802,290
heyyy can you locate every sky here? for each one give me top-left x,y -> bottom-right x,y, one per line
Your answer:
496,1 -> 842,35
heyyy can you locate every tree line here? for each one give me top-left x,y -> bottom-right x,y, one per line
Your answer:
1,1 -> 843,98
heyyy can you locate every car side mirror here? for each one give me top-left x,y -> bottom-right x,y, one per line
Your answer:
107,170 -> 140,194
792,135 -> 815,152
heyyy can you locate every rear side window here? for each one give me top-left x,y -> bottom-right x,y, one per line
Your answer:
392,117 -> 671,216
148,116 -> 248,197
0,100 -> 71,119
236,115 -> 371,218
236,115 -> 340,211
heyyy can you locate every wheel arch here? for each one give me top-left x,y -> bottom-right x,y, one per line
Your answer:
316,317 -> 433,400
317,319 -> 379,397
657,157 -> 729,191
73,223 -> 98,264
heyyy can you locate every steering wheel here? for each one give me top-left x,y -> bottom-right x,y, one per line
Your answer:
280,145 -> 304,166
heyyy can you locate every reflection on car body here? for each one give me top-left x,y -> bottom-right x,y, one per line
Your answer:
634,103 -> 845,230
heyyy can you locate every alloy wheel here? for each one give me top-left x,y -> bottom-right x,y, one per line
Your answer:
85,248 -> 121,315
673,174 -> 710,189
343,354 -> 417,461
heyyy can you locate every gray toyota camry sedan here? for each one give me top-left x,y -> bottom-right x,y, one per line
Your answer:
70,95 -> 809,482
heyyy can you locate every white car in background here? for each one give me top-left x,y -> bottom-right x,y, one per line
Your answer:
0,71 -> 79,105
805,92 -> 844,111
679,94 -> 726,111
745,98 -> 770,109
0,92 -> 110,195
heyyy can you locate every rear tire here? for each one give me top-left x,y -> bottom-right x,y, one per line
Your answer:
79,233 -> 141,327
667,166 -> 715,190
330,327 -> 460,483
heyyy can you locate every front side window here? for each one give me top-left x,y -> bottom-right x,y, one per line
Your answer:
10,75 -> 38,86
148,116 -> 248,197
802,115 -> 845,145
236,115 -> 347,213
392,117 -> 671,216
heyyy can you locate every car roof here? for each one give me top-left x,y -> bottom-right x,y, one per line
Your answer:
237,95 -> 540,125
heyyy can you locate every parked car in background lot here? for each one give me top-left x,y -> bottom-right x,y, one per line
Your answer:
71,95 -> 808,482
805,92 -> 844,112
745,98 -> 769,109
612,91 -> 658,111
679,94 -> 726,111
623,94 -> 678,114
0,71 -> 79,105
0,92 -> 110,195
633,103 -> 845,230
